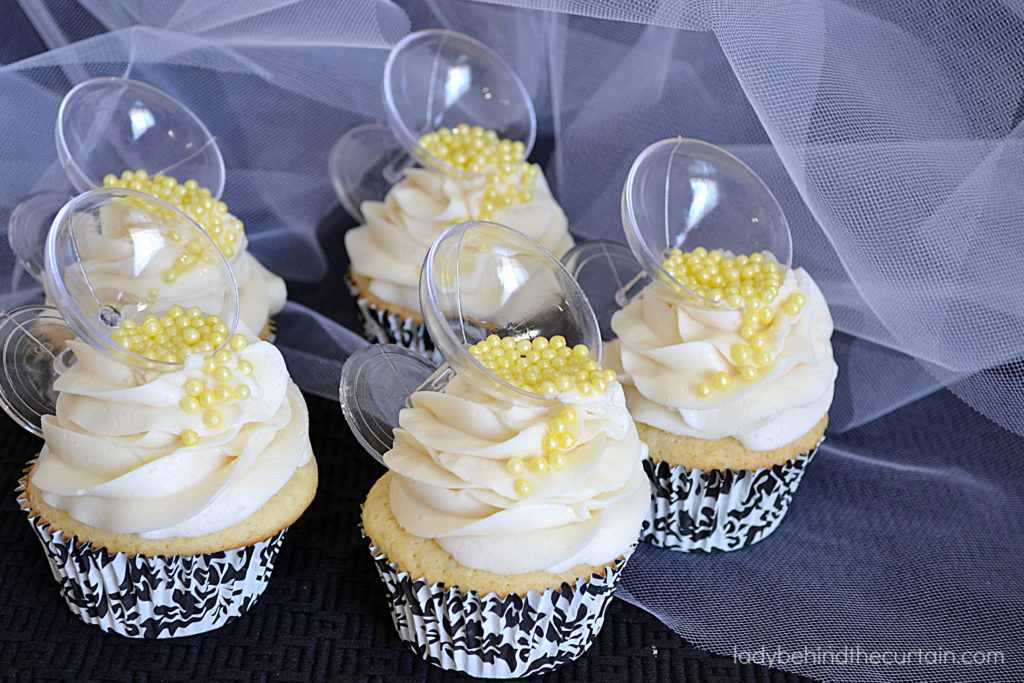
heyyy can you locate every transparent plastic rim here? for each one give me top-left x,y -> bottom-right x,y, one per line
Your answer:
621,137 -> 793,307
383,29 -> 537,179
55,77 -> 226,199
420,221 -> 600,405
43,188 -> 239,371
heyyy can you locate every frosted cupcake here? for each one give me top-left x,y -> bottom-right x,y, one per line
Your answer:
568,138 -> 837,551
2,188 -> 315,637
342,222 -> 647,677
607,249 -> 836,551
344,125 -> 572,355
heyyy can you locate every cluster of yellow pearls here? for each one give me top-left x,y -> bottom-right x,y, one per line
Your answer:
111,305 -> 237,363
466,333 -> 617,499
416,124 -> 539,222
179,336 -> 254,446
660,247 -> 808,399
467,334 -> 615,397
102,170 -> 244,260
504,406 -> 580,498
662,247 -> 782,307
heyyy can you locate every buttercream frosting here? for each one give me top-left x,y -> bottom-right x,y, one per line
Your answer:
608,267 -> 837,451
345,167 -> 573,313
32,336 -> 312,539
384,375 -> 650,575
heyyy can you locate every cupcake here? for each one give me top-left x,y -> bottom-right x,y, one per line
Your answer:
97,170 -> 286,340
344,125 -> 573,357
18,326 -> 317,638
6,187 -> 315,638
566,138 -> 837,552
361,342 -> 649,678
606,251 -> 836,551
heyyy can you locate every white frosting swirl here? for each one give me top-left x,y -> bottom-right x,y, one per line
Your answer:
608,268 -> 837,451
345,166 -> 574,312
32,337 -> 312,539
384,375 -> 650,575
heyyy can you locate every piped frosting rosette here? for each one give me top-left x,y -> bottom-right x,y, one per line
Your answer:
563,138 -> 837,551
2,188 -> 312,637
341,221 -> 648,677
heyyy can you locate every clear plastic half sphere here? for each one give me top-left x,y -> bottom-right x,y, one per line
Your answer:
0,305 -> 75,436
44,187 -> 239,370
621,138 -> 793,306
56,77 -> 225,198
385,29 -> 536,178
420,221 -> 600,403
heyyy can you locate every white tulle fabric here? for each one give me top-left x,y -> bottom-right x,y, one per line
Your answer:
1,1 -> 1022,680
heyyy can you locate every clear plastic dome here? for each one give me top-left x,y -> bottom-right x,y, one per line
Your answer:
385,29 -> 536,177
622,138 -> 793,306
44,187 -> 239,370
420,221 -> 600,403
0,305 -> 75,436
56,77 -> 225,198
330,29 -> 537,219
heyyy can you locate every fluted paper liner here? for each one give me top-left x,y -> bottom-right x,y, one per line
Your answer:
641,438 -> 823,552
366,539 -> 632,678
17,473 -> 286,638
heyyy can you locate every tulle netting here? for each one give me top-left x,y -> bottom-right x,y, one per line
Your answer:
1,1 -> 1021,680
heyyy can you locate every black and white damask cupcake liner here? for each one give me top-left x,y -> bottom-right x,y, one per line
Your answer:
367,542 -> 631,678
345,273 -> 440,364
17,481 -> 287,639
640,438 -> 823,552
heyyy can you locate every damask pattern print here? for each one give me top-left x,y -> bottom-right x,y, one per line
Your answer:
641,441 -> 822,552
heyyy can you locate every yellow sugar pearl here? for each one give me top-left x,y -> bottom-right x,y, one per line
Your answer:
181,327 -> 200,345
197,390 -> 215,408
572,344 -> 589,358
213,365 -> 232,383
750,332 -> 768,350
592,377 -> 608,393
506,457 -> 525,475
739,324 -> 756,340
168,306 -> 184,319
538,381 -> 557,395
180,429 -> 199,446
740,365 -> 758,381
758,307 -> 775,325
548,452 -> 566,470
696,382 -> 713,398
550,335 -> 567,350
713,371 -> 731,390
214,349 -> 233,365
558,433 -> 575,449
548,418 -> 567,434
750,253 -> 764,264
215,385 -> 233,403
237,360 -> 253,376
180,396 -> 200,414
203,410 -> 223,429
560,407 -> 578,423
542,435 -> 560,452
577,382 -> 593,396
725,293 -> 743,308
202,357 -> 217,374
532,336 -> 549,351
185,379 -> 204,397
529,456 -> 549,475
742,311 -> 760,327
234,384 -> 251,400
227,334 -> 247,351
513,478 -> 533,498
554,376 -> 574,393
754,350 -> 773,367
730,343 -> 752,364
